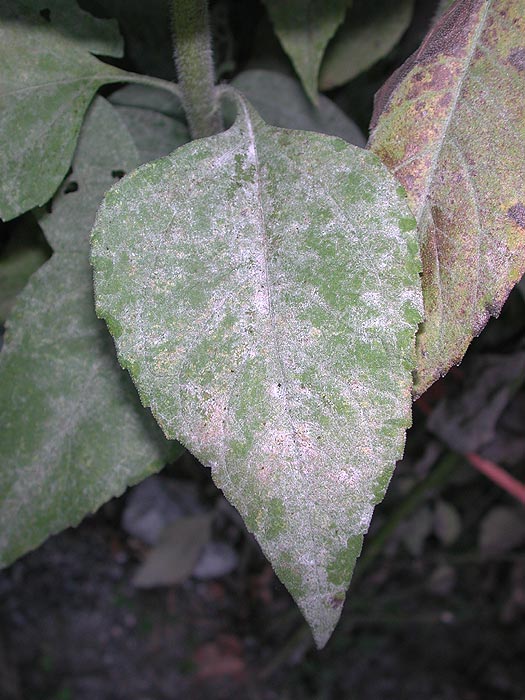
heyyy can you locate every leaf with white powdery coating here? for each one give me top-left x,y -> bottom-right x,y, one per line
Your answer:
0,97 -> 179,569
91,89 -> 422,647
232,69 -> 365,146
369,0 -> 525,396
262,0 -> 347,103
0,0 -> 128,221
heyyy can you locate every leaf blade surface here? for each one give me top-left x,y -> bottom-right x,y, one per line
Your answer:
319,0 -> 414,91
232,69 -> 365,145
262,0 -> 347,102
109,85 -> 190,163
369,0 -> 525,395
0,98 -> 179,568
0,0 -> 127,220
92,91 -> 422,647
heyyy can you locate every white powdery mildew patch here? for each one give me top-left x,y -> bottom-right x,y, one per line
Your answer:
91,90 -> 423,647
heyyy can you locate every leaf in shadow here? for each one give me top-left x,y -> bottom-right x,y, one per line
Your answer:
232,69 -> 365,146
319,0 -> 414,91
0,98 -> 181,569
0,0 -> 128,220
261,0 -> 347,103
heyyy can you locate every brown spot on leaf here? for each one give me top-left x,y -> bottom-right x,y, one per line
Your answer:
370,0 -> 484,131
430,205 -> 448,231
508,203 -> 525,229
483,299 -> 502,319
329,595 -> 345,609
509,48 -> 525,71
405,63 -> 455,101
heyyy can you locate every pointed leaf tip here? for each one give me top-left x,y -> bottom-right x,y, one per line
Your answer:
262,0 -> 347,103
92,89 -> 422,644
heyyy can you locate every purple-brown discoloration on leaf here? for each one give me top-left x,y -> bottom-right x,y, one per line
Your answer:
509,47 -> 525,70
370,0 -> 482,131
369,0 -> 525,396
508,204 -> 525,229
329,595 -> 345,609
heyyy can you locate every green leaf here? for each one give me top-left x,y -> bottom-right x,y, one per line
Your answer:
0,0 -> 128,221
0,97 -> 180,568
369,0 -> 525,396
262,0 -> 347,103
232,69 -> 365,146
82,0 -> 174,79
17,0 -> 124,57
319,0 -> 414,91
109,85 -> 190,163
91,89 -> 422,647
0,215 -> 51,324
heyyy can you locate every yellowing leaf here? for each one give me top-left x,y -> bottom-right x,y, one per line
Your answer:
133,515 -> 212,588
369,0 -> 525,395
92,90 -> 422,647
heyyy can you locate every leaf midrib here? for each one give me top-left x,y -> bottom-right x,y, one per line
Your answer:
415,0 -> 490,221
416,0 -> 490,364
0,73 -> 118,99
237,98 -> 325,611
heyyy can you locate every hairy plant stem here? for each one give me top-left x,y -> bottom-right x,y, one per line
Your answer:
170,0 -> 223,139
